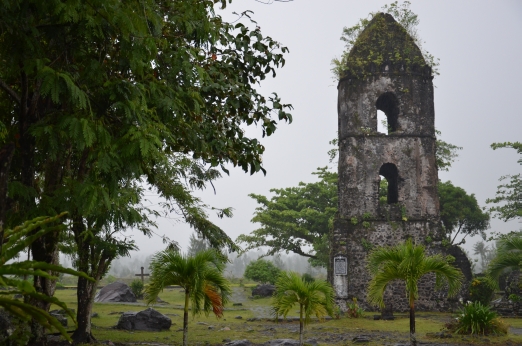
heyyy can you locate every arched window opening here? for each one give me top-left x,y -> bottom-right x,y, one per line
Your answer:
377,110 -> 388,135
376,92 -> 399,134
378,163 -> 398,204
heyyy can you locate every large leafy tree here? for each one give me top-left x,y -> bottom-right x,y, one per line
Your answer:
145,249 -> 231,346
367,240 -> 463,346
272,271 -> 335,346
237,167 -> 337,268
0,0 -> 291,343
438,181 -> 490,246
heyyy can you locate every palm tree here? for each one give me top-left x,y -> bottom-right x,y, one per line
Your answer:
145,249 -> 231,346
488,233 -> 522,281
473,241 -> 489,272
367,239 -> 463,346
272,271 -> 335,346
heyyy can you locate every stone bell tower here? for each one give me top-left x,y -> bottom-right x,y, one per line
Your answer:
330,13 -> 468,312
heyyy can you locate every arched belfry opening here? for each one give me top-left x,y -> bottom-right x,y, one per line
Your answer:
376,92 -> 399,134
378,163 -> 398,204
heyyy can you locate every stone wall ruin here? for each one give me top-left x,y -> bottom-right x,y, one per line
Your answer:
330,13 -> 470,312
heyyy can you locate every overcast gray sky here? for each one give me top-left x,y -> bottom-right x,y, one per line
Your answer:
129,0 -> 522,258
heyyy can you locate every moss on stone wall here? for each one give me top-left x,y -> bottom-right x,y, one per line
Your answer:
343,13 -> 429,80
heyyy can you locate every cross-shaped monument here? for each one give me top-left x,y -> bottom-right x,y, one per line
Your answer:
135,266 -> 149,283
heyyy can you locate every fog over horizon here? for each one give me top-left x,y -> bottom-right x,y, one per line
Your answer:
113,1 -> 522,266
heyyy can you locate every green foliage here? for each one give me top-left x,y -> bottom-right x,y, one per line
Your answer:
361,238 -> 373,252
435,130 -> 463,172
438,181 -> 490,246
237,167 -> 337,268
488,233 -> 522,281
331,1 -> 439,80
400,204 -> 408,221
130,279 -> 145,299
145,249 -> 231,346
367,239 -> 463,345
367,239 -> 463,308
469,277 -> 494,306
106,275 -> 117,284
187,233 -> 210,257
272,271 -> 335,345
450,302 -> 507,335
0,214 -> 93,342
379,179 -> 388,205
243,259 -> 281,285
346,297 -> 364,318
473,241 -> 496,273
1,1 -> 292,339
301,273 -> 315,284
487,142 -> 522,222
509,294 -> 520,302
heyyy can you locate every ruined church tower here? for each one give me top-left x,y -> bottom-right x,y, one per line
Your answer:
330,13 -> 467,311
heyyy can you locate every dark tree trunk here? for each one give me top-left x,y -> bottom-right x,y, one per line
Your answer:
0,143 -> 15,254
71,276 -> 98,344
29,233 -> 59,346
71,217 -> 113,345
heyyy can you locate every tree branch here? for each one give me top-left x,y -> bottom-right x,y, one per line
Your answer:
0,78 -> 21,104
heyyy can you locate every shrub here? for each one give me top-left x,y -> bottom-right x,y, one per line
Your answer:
469,277 -> 494,306
448,302 -> 507,335
346,297 -> 364,318
301,273 -> 315,284
130,279 -> 145,299
106,275 -> 117,284
244,259 -> 281,285
509,294 -> 520,302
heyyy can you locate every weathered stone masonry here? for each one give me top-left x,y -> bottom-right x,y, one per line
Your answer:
330,13 -> 471,312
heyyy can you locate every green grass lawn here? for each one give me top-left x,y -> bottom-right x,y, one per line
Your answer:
49,286 -> 522,345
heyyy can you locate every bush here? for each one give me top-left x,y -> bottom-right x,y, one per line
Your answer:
469,277 -> 494,306
447,302 -> 508,335
130,279 -> 145,299
301,273 -> 315,284
346,297 -> 364,318
509,294 -> 520,302
106,275 -> 117,284
244,259 -> 281,285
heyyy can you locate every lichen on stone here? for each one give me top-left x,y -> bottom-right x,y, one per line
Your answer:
342,13 -> 430,80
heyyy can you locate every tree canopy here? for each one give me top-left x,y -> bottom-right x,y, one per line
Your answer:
438,181 -> 490,246
243,259 -> 281,285
237,167 -> 337,268
0,0 -> 292,343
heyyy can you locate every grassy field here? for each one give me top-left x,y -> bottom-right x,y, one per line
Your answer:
45,285 -> 522,345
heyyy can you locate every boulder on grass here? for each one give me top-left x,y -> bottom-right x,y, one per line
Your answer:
252,284 -> 276,298
49,311 -> 67,327
116,308 -> 171,331
95,282 -> 136,303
